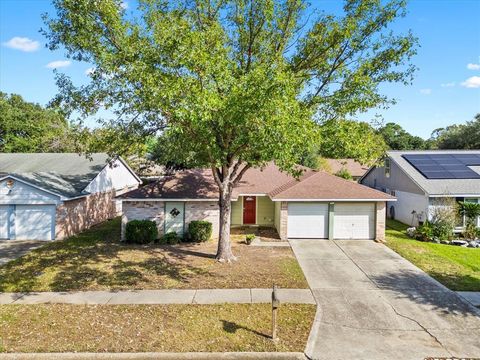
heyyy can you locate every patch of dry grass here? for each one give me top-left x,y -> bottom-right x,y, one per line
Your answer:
0,304 -> 315,353
0,218 -> 308,292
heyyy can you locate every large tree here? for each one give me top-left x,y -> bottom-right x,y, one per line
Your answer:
0,92 -> 73,152
377,122 -> 429,150
44,0 -> 417,262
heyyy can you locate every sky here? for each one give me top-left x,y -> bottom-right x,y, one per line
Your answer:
0,0 -> 479,139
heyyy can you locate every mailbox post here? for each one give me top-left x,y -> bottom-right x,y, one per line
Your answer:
272,284 -> 279,341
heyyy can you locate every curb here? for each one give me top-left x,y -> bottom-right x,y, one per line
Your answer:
0,352 -> 307,360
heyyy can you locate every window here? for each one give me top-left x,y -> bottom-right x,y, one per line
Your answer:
384,158 -> 391,178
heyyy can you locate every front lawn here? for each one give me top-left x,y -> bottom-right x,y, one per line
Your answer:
0,303 -> 315,353
385,219 -> 480,291
0,218 -> 308,292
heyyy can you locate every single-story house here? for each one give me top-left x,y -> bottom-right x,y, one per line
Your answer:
322,158 -> 370,181
120,162 -> 394,241
360,150 -> 480,228
0,153 -> 141,241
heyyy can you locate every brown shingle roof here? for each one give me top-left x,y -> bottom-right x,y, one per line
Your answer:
121,162 -> 394,201
271,171 -> 395,201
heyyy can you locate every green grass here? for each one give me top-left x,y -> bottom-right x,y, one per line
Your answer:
0,304 -> 316,353
385,219 -> 480,291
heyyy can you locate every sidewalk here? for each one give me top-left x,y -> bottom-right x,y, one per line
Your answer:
0,288 -> 315,305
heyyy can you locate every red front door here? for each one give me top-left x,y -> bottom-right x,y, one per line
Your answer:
243,196 -> 256,224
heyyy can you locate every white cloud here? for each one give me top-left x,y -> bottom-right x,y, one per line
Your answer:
2,37 -> 40,52
46,60 -> 71,69
420,88 -> 432,95
467,63 -> 480,70
85,67 -> 95,75
461,76 -> 480,88
120,1 -> 128,9
441,82 -> 455,87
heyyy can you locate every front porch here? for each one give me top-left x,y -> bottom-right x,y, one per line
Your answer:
231,195 -> 285,239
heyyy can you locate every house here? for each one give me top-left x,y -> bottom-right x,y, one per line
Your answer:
0,153 -> 141,241
322,158 -> 370,181
120,162 -> 394,241
360,150 -> 480,227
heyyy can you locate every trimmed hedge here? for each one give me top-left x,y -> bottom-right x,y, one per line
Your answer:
160,231 -> 181,245
187,221 -> 213,242
125,220 -> 158,244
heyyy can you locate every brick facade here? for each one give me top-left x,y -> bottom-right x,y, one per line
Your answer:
121,200 -> 220,240
185,201 -> 220,238
55,191 -> 116,239
375,201 -> 386,242
122,201 -> 165,239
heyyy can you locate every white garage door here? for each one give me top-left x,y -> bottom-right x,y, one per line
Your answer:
15,205 -> 55,240
333,203 -> 375,240
0,206 -> 9,239
288,203 -> 329,239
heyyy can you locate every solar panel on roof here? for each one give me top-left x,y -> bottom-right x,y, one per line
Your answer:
402,154 -> 480,180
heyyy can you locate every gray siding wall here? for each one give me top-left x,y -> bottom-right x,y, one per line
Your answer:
361,160 -> 425,195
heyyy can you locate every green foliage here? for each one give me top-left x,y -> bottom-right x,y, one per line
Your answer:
125,220 -> 158,244
459,201 -> 480,239
414,221 -> 434,242
160,232 -> 181,245
377,122 -> 430,150
43,0 -> 417,260
433,114 -> 480,150
187,221 -> 213,243
318,119 -> 388,166
0,92 -> 74,152
335,168 -> 353,180
245,234 -> 256,245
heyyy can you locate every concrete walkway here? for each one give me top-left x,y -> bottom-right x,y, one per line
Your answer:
0,240 -> 44,265
0,288 -> 315,305
290,239 -> 480,360
457,291 -> 480,307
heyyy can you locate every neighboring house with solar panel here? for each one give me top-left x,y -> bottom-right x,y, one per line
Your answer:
360,150 -> 480,228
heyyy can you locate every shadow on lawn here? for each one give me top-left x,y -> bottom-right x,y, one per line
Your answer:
0,218 -> 216,292
221,320 -> 270,338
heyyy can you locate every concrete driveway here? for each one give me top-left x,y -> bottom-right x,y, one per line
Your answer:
290,239 -> 480,360
0,240 -> 44,265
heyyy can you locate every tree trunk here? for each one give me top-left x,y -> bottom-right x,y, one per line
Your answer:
216,185 -> 236,262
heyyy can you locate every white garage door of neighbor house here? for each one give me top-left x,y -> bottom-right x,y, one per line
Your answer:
15,205 -> 56,240
287,202 -> 329,238
165,202 -> 185,236
0,206 -> 9,239
333,203 -> 375,240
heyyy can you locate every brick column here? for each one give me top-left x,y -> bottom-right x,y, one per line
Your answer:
278,202 -> 288,240
375,201 -> 386,242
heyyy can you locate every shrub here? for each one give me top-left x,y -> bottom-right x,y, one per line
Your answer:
459,201 -> 480,239
160,231 -> 180,245
187,221 -> 212,242
414,221 -> 433,241
125,220 -> 158,244
245,234 -> 256,245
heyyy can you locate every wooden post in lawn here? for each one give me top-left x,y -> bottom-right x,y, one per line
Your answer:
272,284 -> 279,341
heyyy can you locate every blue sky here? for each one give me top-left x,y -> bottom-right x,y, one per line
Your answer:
1,0 -> 479,139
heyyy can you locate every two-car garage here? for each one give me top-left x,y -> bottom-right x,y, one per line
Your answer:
287,202 -> 376,240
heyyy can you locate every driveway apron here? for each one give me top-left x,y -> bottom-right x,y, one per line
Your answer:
0,240 -> 44,265
290,239 -> 480,360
